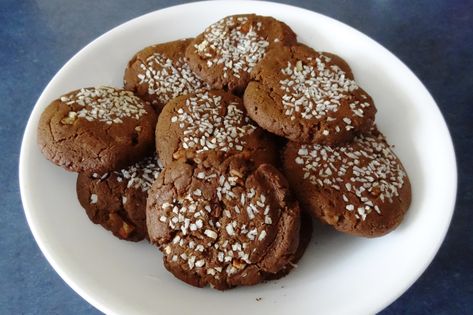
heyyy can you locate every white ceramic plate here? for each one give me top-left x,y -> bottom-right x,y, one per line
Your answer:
19,1 -> 457,314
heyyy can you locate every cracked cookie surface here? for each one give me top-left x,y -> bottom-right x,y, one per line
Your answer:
186,14 -> 297,94
124,39 -> 209,113
282,128 -> 411,237
77,154 -> 163,241
146,152 -> 301,289
37,86 -> 156,173
244,43 -> 376,145
156,90 -> 277,167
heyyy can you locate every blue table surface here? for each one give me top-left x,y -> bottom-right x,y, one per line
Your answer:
1,0 -> 472,314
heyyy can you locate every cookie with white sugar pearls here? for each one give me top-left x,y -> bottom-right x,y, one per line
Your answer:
38,86 -> 156,173
244,43 -> 376,145
124,39 -> 209,113
186,14 -> 297,94
77,154 -> 163,241
282,128 -> 411,237
156,90 -> 277,167
146,153 -> 301,290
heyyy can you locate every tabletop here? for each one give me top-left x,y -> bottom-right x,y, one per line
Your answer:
1,0 -> 472,314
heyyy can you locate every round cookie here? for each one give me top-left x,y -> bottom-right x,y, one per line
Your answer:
156,90 -> 277,167
186,14 -> 297,94
124,39 -> 209,113
146,153 -> 301,290
38,86 -> 156,173
282,128 -> 411,237
244,43 -> 376,145
77,154 -> 163,241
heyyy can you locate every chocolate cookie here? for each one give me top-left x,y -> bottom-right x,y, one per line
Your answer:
244,43 -> 376,145
146,153 -> 301,290
156,90 -> 277,167
38,87 -> 156,173
282,128 -> 411,237
77,155 -> 163,241
186,14 -> 297,94
265,211 -> 312,280
124,39 -> 209,113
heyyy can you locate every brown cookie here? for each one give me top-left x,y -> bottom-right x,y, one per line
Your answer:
244,43 -> 376,145
282,128 -> 411,237
38,87 -> 156,173
156,90 -> 277,167
186,14 -> 297,94
77,154 -> 163,241
146,153 -> 301,290
264,211 -> 312,280
124,39 -> 209,113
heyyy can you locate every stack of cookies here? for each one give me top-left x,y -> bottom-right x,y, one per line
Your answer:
37,14 -> 411,290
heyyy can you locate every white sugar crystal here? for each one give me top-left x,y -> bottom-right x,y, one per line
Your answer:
90,194 -> 98,204
204,229 -> 217,239
258,230 -> 267,241
225,224 -> 234,236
